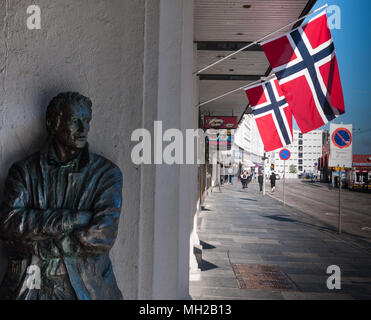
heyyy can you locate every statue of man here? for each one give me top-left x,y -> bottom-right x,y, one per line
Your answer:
0,92 -> 123,300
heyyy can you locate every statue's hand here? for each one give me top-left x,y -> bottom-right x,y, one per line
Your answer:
74,210 -> 93,229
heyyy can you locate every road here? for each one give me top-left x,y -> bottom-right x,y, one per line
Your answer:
265,179 -> 371,242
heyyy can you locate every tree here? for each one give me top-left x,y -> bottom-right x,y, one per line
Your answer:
289,164 -> 297,174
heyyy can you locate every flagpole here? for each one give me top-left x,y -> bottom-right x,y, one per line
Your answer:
195,3 -> 329,75
198,75 -> 275,108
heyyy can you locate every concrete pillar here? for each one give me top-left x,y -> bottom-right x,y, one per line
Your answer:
189,43 -> 202,282
151,0 -> 195,300
136,0 -> 160,300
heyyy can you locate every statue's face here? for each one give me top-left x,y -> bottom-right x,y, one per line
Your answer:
54,103 -> 92,150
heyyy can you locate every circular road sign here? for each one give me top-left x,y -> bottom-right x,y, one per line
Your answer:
332,128 -> 352,149
279,149 -> 291,161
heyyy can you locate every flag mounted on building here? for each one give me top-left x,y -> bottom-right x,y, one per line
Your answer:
245,77 -> 293,152
261,11 -> 345,134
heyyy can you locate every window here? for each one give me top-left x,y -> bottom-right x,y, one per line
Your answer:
299,166 -> 303,171
299,160 -> 303,164
299,133 -> 303,138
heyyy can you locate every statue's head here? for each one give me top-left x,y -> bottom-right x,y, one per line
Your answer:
46,92 -> 92,150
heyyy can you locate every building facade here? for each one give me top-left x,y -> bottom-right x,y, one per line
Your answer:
0,0 -> 198,300
271,130 -> 325,178
234,114 -> 265,171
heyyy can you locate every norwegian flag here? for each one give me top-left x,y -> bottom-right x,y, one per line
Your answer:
261,11 -> 345,133
245,77 -> 293,152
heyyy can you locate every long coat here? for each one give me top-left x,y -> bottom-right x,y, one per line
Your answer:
0,142 -> 123,300
270,173 -> 277,187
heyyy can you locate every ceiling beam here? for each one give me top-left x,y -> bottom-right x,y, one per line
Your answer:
199,74 -> 263,81
196,41 -> 262,52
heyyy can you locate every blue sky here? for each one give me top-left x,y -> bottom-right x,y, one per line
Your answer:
298,0 -> 371,154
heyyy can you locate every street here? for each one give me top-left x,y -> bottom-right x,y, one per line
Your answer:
191,182 -> 371,300
267,179 -> 371,242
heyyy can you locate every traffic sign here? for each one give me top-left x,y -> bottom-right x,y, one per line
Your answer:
279,149 -> 291,161
332,128 -> 352,149
329,124 -> 353,168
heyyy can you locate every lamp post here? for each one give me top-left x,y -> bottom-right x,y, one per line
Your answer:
262,153 -> 268,196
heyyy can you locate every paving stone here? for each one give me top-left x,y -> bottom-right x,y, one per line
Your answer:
191,183 -> 371,300
281,291 -> 354,300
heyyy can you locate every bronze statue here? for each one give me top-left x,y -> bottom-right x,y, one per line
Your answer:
0,92 -> 123,300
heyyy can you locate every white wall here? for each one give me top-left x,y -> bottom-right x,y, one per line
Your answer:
0,0 -> 197,300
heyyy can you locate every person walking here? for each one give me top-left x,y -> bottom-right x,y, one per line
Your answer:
270,171 -> 277,192
258,172 -> 264,192
240,170 -> 248,189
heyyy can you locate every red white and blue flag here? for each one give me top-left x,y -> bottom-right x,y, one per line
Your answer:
261,11 -> 345,133
245,77 -> 293,152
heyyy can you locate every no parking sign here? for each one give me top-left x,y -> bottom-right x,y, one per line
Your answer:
332,127 -> 352,149
279,149 -> 291,161
329,124 -> 353,168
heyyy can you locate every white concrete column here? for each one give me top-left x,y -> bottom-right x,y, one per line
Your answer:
189,43 -> 202,282
152,0 -> 195,300
137,0 -> 160,300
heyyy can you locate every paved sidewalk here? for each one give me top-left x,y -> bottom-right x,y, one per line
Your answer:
190,182 -> 371,300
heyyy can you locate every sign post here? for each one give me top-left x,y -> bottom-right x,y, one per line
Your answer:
329,124 -> 353,234
284,161 -> 286,205
279,149 -> 291,207
338,166 -> 342,234
262,153 -> 268,196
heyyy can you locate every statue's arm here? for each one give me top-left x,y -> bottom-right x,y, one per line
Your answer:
0,164 -> 91,242
75,166 -> 123,254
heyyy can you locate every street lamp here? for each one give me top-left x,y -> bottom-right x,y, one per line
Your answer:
262,152 -> 268,195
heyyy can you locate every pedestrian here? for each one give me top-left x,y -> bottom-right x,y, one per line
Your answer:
258,172 -> 263,192
270,171 -> 276,192
240,170 -> 248,189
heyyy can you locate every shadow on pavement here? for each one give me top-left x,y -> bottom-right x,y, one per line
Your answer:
263,214 -> 337,235
240,198 -> 258,202
199,260 -> 219,272
263,215 -> 296,223
200,240 -> 216,250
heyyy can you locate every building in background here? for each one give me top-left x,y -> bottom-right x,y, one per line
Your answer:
234,114 -> 265,173
349,155 -> 371,190
271,130 -> 325,178
318,130 -> 331,182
